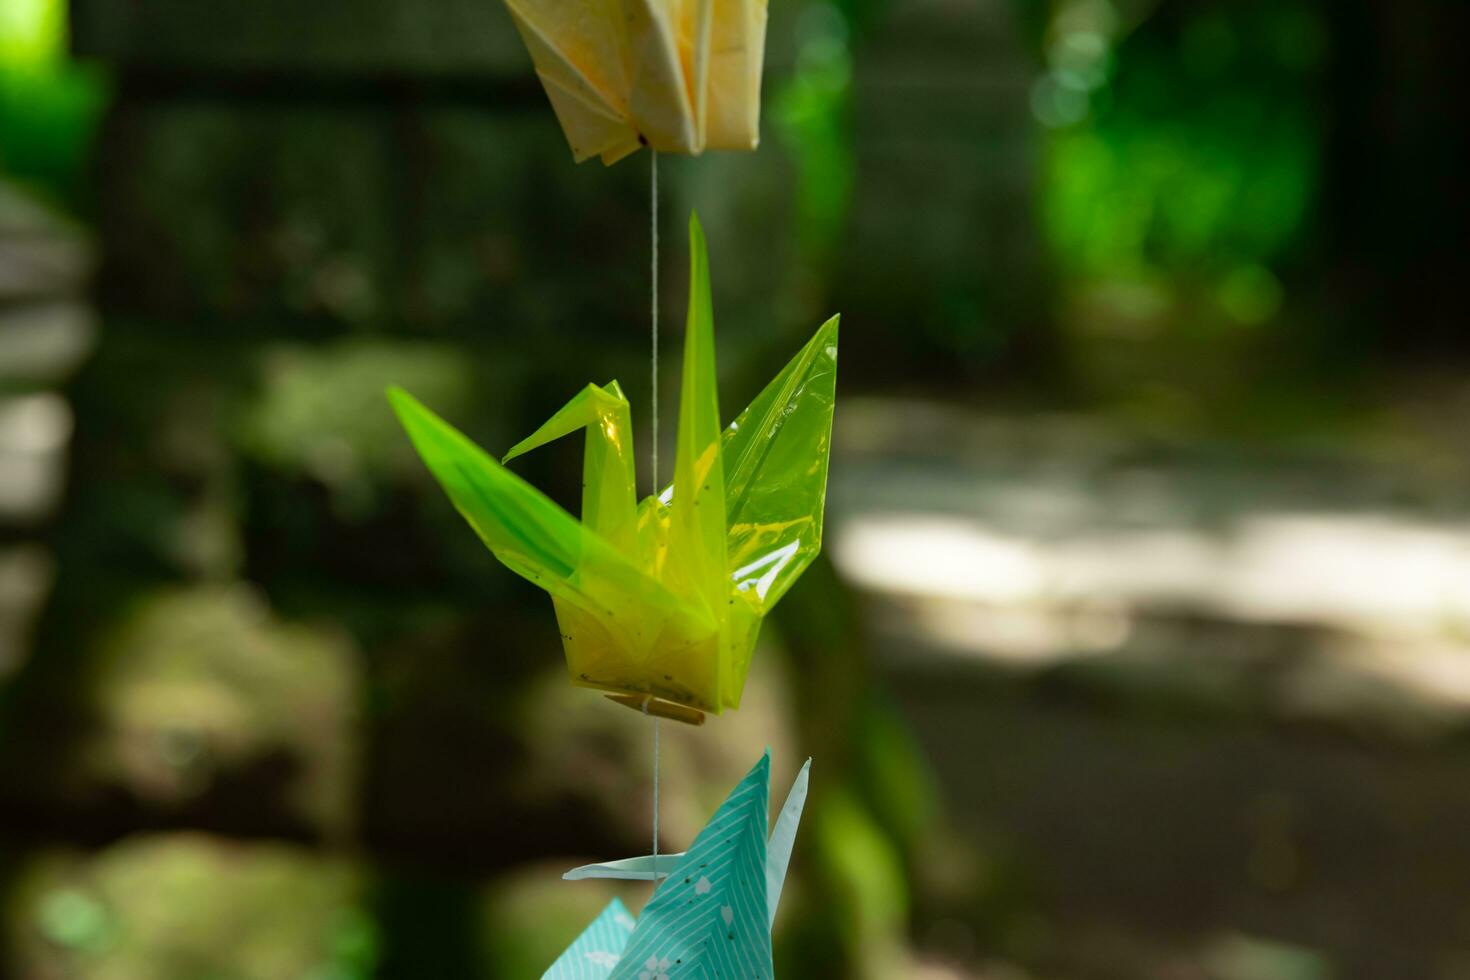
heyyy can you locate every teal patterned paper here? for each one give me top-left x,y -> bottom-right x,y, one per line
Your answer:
542,897 -> 637,979
544,753 -> 811,979
763,759 -> 808,927
611,753 -> 773,979
563,854 -> 682,882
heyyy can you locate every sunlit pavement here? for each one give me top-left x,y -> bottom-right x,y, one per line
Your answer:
826,397 -> 1470,978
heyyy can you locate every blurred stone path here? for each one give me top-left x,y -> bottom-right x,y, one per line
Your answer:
826,397 -> 1470,979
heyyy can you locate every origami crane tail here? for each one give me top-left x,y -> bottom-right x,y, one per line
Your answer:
502,381 -> 640,554
721,313 -> 839,612
387,386 -> 680,625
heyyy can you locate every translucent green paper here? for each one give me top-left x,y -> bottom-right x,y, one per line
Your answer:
388,214 -> 838,718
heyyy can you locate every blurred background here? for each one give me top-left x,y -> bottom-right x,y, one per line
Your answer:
2,0 -> 1468,977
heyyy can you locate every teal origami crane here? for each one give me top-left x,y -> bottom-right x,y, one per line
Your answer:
388,214 -> 838,721
542,751 -> 810,979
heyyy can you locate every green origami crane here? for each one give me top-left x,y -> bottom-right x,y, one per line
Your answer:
388,214 -> 838,720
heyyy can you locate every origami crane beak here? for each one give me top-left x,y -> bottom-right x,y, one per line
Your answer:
389,214 -> 837,720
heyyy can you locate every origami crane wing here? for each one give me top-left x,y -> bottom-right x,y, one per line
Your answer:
763,756 -> 810,924
720,314 -> 840,612
504,0 -> 767,162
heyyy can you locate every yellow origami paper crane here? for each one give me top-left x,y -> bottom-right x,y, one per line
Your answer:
388,215 -> 837,721
503,0 -> 769,163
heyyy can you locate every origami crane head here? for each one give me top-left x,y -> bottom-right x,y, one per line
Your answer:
542,751 -> 810,979
389,214 -> 837,721
503,0 -> 768,163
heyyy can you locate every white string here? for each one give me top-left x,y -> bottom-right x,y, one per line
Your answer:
652,716 -> 661,866
648,149 -> 662,876
650,149 -> 660,493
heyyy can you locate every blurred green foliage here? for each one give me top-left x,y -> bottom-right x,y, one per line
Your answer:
0,0 -> 105,207
1039,0 -> 1326,329
811,789 -> 910,976
81,586 -> 360,835
773,4 -> 857,265
240,341 -> 479,514
6,837 -> 374,980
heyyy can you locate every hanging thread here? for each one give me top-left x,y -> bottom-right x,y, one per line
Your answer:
651,714 -> 661,865
648,149 -> 662,874
650,149 -> 660,494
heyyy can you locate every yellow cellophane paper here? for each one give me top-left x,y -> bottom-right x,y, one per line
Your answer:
503,0 -> 769,163
388,214 -> 837,714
